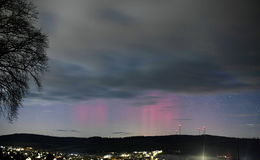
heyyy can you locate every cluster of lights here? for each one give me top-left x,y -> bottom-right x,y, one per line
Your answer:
217,153 -> 232,160
0,146 -> 163,160
0,146 -> 84,160
0,146 -> 236,160
102,150 -> 163,160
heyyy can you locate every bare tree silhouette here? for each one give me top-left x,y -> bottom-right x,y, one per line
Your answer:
0,0 -> 48,121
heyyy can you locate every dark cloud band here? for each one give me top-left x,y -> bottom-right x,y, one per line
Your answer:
32,0 -> 260,102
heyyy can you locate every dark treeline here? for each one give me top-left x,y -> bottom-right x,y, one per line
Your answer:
0,134 -> 260,159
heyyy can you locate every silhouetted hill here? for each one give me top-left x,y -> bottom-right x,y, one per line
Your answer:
0,134 -> 259,158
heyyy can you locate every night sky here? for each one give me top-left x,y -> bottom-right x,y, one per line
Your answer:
0,0 -> 260,138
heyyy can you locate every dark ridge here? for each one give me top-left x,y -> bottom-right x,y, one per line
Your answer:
0,133 -> 259,158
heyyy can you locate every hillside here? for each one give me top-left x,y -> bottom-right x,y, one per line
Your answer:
0,134 -> 259,158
